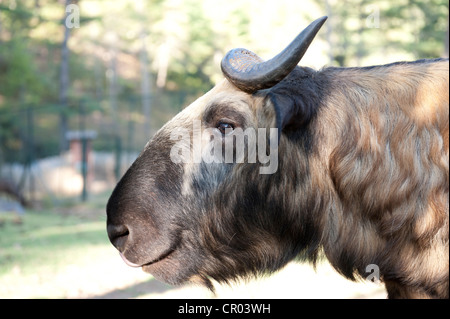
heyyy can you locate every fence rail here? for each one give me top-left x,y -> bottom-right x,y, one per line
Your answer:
0,93 -> 188,204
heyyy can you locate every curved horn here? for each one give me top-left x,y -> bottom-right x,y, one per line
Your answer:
221,16 -> 327,93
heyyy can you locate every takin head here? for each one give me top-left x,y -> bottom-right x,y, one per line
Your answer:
106,16 -> 449,298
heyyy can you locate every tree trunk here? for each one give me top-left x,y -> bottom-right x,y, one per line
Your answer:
140,31 -> 152,139
0,179 -> 28,207
59,0 -> 71,153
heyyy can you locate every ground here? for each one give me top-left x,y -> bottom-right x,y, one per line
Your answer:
0,193 -> 386,299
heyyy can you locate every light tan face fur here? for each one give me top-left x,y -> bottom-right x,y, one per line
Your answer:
157,79 -> 276,193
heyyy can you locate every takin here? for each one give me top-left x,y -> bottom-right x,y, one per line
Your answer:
106,16 -> 449,299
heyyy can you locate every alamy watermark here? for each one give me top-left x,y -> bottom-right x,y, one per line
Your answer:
65,4 -> 80,29
365,5 -> 380,29
169,120 -> 279,175
365,264 -> 381,284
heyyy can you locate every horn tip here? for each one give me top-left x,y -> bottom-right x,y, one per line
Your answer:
313,16 -> 328,27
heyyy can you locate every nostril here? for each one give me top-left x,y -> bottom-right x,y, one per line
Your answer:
107,224 -> 129,251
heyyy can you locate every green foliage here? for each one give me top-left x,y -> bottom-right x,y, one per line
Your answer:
315,0 -> 448,66
0,36 -> 43,103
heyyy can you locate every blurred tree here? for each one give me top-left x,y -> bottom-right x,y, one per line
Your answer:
315,0 -> 448,66
59,0 -> 72,152
383,0 -> 449,58
0,1 -> 47,103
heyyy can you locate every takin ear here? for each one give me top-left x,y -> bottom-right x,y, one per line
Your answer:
267,77 -> 319,134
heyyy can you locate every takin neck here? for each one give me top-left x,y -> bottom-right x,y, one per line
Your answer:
277,59 -> 449,298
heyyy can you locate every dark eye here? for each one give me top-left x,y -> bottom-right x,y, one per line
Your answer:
217,122 -> 234,135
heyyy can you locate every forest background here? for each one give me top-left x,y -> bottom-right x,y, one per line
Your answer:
1,0 -> 448,168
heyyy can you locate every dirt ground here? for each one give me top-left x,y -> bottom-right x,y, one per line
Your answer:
2,234 -> 387,299
93,262 -> 387,299
65,207 -> 387,299
1,198 -> 387,299
79,251 -> 388,299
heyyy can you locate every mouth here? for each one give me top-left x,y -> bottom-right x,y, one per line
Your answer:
119,248 -> 176,269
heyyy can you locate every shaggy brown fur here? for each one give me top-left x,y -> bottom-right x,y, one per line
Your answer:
107,58 -> 449,299
304,59 -> 449,298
